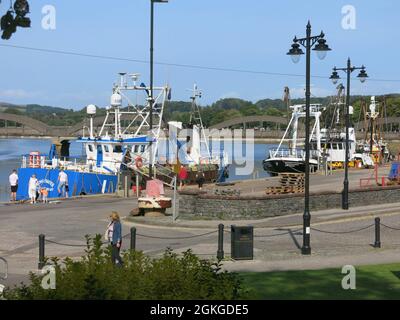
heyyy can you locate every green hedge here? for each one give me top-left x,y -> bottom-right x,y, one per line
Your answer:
4,235 -> 245,300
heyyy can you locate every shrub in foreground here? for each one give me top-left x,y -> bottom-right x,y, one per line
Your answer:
4,235 -> 245,300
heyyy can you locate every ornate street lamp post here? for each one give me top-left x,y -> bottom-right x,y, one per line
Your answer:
287,21 -> 331,255
149,0 -> 168,178
330,59 -> 368,210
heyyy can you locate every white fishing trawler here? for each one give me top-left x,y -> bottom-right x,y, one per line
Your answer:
263,93 -> 374,175
17,74 -> 229,200
262,103 -> 322,175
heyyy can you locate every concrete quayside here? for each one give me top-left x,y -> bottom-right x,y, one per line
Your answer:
2,163 -> 400,288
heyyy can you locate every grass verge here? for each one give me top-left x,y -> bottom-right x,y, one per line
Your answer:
240,263 -> 400,299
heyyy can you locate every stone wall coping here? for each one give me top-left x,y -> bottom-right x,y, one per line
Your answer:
179,184 -> 400,201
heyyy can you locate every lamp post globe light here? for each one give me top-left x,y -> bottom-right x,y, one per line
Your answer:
287,21 -> 331,255
149,0 -> 168,178
329,59 -> 368,210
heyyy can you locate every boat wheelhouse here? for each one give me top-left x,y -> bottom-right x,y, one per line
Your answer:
263,104 -> 322,175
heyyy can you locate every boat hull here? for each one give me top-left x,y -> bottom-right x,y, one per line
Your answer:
16,167 -> 118,200
263,158 -> 318,176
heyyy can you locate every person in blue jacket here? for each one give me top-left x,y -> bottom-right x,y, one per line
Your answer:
105,211 -> 123,266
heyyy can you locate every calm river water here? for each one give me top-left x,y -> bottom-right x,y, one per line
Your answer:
0,138 -> 275,202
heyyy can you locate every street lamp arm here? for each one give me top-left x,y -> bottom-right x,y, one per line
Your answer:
335,66 -> 364,73
296,35 -> 324,48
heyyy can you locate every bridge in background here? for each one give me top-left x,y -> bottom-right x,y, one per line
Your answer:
1,112 -> 400,140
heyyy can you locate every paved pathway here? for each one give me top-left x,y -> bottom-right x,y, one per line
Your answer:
1,194 -> 400,288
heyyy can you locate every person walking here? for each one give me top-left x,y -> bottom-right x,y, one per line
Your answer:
28,174 -> 38,204
178,165 -> 188,191
105,211 -> 123,266
195,170 -> 205,191
9,169 -> 18,202
57,170 -> 68,198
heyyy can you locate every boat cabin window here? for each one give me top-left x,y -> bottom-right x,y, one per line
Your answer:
88,144 -> 94,152
134,145 -> 139,153
104,145 -> 110,153
140,145 -> 146,153
113,145 -> 123,153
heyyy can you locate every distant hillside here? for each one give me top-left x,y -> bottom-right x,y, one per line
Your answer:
1,93 -> 400,127
0,102 -> 26,112
25,104 -> 72,115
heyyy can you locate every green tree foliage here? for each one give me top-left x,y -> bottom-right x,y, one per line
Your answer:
1,94 -> 399,129
4,235 -> 245,300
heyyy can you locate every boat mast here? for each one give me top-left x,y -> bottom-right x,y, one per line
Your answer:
291,105 -> 299,155
189,84 -> 211,160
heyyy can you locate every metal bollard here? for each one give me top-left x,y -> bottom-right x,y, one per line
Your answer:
38,234 -> 45,270
217,224 -> 224,260
124,175 -> 129,198
374,218 -> 381,248
130,227 -> 136,251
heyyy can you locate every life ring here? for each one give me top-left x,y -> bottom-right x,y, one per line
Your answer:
135,156 -> 143,168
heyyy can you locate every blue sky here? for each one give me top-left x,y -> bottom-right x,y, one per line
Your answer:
0,0 -> 399,109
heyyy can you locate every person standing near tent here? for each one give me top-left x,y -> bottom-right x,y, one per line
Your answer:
57,170 -> 68,198
28,174 -> 38,204
9,169 -> 18,202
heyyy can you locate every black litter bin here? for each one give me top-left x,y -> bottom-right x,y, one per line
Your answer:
231,225 -> 253,260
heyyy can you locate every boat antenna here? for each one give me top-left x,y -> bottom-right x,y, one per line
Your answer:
283,87 -> 291,125
119,72 -> 127,88
189,83 -> 202,125
187,83 -> 211,159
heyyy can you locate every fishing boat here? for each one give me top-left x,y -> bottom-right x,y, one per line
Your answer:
166,84 -> 230,184
263,90 -> 375,175
16,74 -> 228,200
262,104 -> 321,175
355,96 -> 390,164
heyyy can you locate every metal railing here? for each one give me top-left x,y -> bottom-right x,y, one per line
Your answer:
269,148 -> 305,159
35,216 -> 400,270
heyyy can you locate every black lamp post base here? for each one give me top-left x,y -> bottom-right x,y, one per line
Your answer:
301,246 -> 311,255
342,182 -> 349,210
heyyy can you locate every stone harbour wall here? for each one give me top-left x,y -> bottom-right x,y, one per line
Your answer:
178,185 -> 400,220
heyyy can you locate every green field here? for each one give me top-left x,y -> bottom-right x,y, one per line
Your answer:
240,263 -> 400,300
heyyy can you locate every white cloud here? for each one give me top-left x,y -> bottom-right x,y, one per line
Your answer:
0,89 -> 42,99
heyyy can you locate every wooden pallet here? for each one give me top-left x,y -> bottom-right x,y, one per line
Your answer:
265,186 -> 305,195
266,173 -> 305,195
280,180 -> 305,186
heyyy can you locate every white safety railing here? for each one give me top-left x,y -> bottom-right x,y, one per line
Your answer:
269,148 -> 305,159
